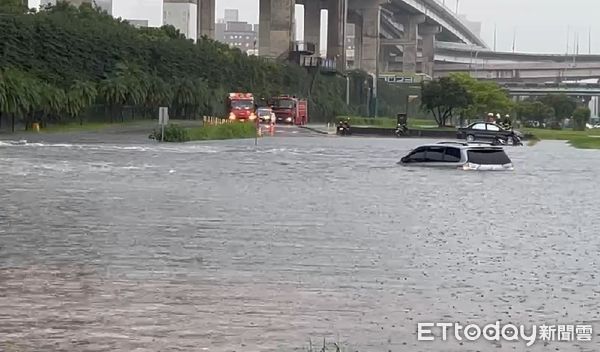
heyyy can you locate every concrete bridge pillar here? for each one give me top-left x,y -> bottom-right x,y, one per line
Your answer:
351,15 -> 363,69
259,0 -> 296,59
347,0 -> 383,74
197,0 -> 215,39
420,24 -> 442,77
303,0 -> 322,54
259,0 -> 272,56
359,5 -> 380,75
402,14 -> 425,73
327,0 -> 347,64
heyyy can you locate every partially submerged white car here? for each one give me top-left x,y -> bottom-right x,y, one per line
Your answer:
399,142 -> 514,171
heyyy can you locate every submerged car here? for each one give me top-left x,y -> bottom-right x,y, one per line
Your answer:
399,142 -> 514,171
457,122 -> 523,145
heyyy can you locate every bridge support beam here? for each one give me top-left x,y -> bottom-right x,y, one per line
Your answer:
327,0 -> 347,64
401,14 -> 425,74
359,5 -> 381,74
304,0 -> 322,55
197,0 -> 215,39
420,24 -> 442,77
347,1 -> 381,74
259,0 -> 272,56
259,0 -> 296,59
351,15 -> 363,68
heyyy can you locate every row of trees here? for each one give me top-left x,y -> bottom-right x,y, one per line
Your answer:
0,0 -> 409,130
516,95 -> 578,128
421,73 -> 513,127
421,73 -> 588,129
0,63 -> 225,131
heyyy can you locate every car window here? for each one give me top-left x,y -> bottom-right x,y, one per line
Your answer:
407,147 -> 427,162
487,124 -> 500,131
444,147 -> 462,162
467,149 -> 512,165
425,147 -> 445,162
472,123 -> 486,130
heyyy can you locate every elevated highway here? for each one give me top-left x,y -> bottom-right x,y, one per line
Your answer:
432,42 -> 600,82
502,82 -> 600,97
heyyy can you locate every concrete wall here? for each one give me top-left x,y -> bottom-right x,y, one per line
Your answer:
164,1 -> 198,40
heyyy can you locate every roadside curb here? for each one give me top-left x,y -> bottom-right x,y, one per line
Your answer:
299,125 -> 335,135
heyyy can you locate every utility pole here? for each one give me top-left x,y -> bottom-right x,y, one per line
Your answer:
493,23 -> 497,51
512,27 -> 516,53
566,25 -> 570,55
455,0 -> 460,14
573,32 -> 579,66
589,26 -> 592,54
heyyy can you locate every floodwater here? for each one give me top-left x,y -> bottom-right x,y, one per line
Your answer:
1,136 -> 599,352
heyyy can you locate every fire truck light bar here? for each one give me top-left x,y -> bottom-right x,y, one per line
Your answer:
229,93 -> 254,99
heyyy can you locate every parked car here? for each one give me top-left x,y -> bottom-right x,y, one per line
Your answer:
257,107 -> 275,123
457,122 -> 523,145
399,142 -> 514,171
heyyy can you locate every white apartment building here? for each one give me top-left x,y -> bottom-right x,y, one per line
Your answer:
28,0 -> 163,28
163,0 -> 198,40
96,0 -> 163,27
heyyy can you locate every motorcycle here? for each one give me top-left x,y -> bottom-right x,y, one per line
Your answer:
395,124 -> 408,137
336,122 -> 351,136
492,134 -> 523,146
510,134 -> 524,146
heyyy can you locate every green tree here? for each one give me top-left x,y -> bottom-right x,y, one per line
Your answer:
145,75 -> 173,115
65,81 -> 97,124
173,78 -> 196,119
517,100 -> 555,124
0,68 -> 41,131
98,76 -> 128,123
421,77 -> 472,127
539,94 -> 577,121
573,107 -> 591,131
38,82 -> 66,127
450,73 -> 514,121
0,0 -> 27,14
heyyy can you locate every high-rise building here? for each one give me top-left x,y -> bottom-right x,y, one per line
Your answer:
216,9 -> 258,54
163,0 -> 198,40
223,9 -> 238,23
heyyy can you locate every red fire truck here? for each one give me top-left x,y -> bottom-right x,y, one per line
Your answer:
270,95 -> 308,125
226,93 -> 257,122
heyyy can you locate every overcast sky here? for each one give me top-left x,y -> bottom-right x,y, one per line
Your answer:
216,0 -> 600,54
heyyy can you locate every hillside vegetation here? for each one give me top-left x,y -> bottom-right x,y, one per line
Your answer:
0,0 -> 407,131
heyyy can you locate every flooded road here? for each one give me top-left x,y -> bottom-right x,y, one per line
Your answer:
1,136 -> 599,352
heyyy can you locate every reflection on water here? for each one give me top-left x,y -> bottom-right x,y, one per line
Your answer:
1,138 -> 599,352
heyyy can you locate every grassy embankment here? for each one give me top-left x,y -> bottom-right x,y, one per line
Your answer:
523,128 -> 600,149
27,119 -> 257,142
337,117 -> 600,149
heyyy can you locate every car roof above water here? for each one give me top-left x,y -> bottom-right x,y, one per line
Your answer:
413,141 -> 505,150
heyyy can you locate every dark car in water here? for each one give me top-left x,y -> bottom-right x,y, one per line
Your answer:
457,122 -> 523,145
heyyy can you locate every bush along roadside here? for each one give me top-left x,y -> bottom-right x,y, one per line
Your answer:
187,122 -> 257,141
149,122 -> 257,142
149,124 -> 190,142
